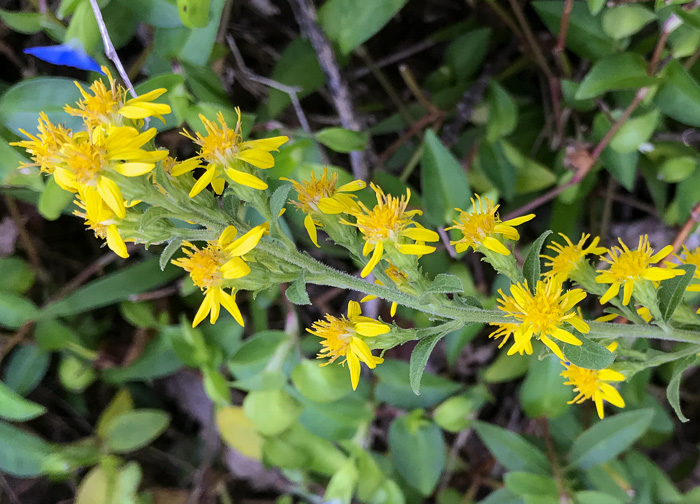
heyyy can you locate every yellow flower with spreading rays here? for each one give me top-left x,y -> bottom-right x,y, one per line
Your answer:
446,195 -> 534,255
561,343 -> 625,419
177,110 -> 288,197
491,279 -> 588,359
308,301 -> 389,390
73,186 -> 130,258
596,235 -> 684,306
53,126 -> 167,218
282,167 -> 365,247
360,262 -> 411,317
343,183 -> 439,278
676,246 -> 700,314
172,224 -> 269,327
11,112 -> 72,174
542,233 -> 607,282
64,67 -> 171,128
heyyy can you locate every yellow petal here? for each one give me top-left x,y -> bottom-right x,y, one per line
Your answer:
354,321 -> 390,337
112,162 -> 154,177
237,149 -> 275,169
361,241 -> 383,278
219,290 -> 245,326
347,300 -> 362,319
396,243 -> 436,255
304,214 -> 319,247
599,382 -> 625,408
225,168 -> 268,190
193,290 -> 214,327
221,257 -> 251,279
189,167 -> 216,197
599,283 -> 620,305
97,176 -> 125,218
337,180 -> 366,192
105,225 -> 128,258
350,338 -> 379,367
347,351 -> 361,390
243,136 -> 288,151
227,225 -> 265,256
402,227 -> 439,242
482,236 -> 511,255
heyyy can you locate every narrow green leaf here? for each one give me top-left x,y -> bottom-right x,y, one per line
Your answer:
478,140 -> 517,201
560,335 -> 615,370
286,273 -> 311,305
667,355 -> 695,423
473,421 -> 551,475
0,257 -> 35,294
575,53 -> 657,100
0,380 -> 46,421
0,293 -> 38,329
104,409 -> 170,453
0,9 -> 42,34
486,81 -> 518,141
2,345 -> 49,396
504,472 -> 558,498
409,332 -> 447,395
270,183 -> 292,222
0,420 -> 51,477
569,408 -> 655,469
316,127 -> 369,153
656,60 -> 700,127
160,239 -> 183,271
601,6 -> 656,40
421,129 -> 470,226
658,264 -> 696,322
101,333 -> 182,384
422,273 -> 464,297
523,230 -> 552,291
445,28 -> 491,82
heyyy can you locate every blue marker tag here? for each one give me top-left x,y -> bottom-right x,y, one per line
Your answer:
24,42 -> 103,73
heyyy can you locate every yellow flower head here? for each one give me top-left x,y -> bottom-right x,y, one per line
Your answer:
53,126 -> 167,218
177,109 -> 288,196
359,261 -> 411,317
282,167 -> 365,246
542,233 -> 607,282
445,195 -> 535,256
308,301 -> 389,390
561,343 -> 625,419
65,67 -> 171,128
676,246 -> 700,292
11,112 -> 72,174
171,224 -> 268,327
73,186 -> 129,258
491,279 -> 588,359
343,183 -> 439,278
595,235 -> 684,306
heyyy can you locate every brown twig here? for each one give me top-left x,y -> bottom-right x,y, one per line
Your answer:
399,65 -> 438,115
554,0 -> 574,54
351,39 -> 437,79
376,111 -> 442,169
288,0 -> 370,180
438,227 -> 457,259
2,195 -> 46,283
667,202 -> 700,258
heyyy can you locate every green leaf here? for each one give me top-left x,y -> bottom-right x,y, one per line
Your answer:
64,0 -> 100,52
0,257 -> 35,294
478,140 -> 516,201
318,0 -> 409,55
177,0 -> 210,28
656,60 -> 700,126
104,409 -> 170,453
228,330 -> 288,379
0,420 -> 51,477
291,359 -> 353,403
59,355 -> 96,392
560,335 -> 615,370
316,127 -> 369,153
409,332 -> 447,395
587,0 -> 605,15
159,239 -> 183,271
38,177 -> 74,221
569,408 -> 655,469
2,345 -> 49,396
433,387 -> 490,432
375,359 -> 461,409
298,394 -> 373,441
96,389 -> 134,439
0,9 -> 42,34
523,230 -> 552,291
422,273 -> 464,297
421,129 -> 471,226
520,356 -> 571,419
532,1 -> 615,61
389,412 -> 446,496
102,332 -> 182,383
666,355 -> 695,423
473,421 -> 550,475
600,145 -> 638,191
658,264 -> 697,322
608,109 -> 660,154
177,0 -> 225,66
575,491 -> 624,504
286,273 -> 311,305
602,5 -> 656,40
0,293 -> 38,329
575,54 -> 658,100
657,156 -> 697,183
504,472 -> 558,499
0,380 -> 46,421
445,28 -> 491,83
482,351 -> 530,383
478,488 -> 522,504
244,389 -> 303,436
486,81 -> 518,141
270,183 -> 292,222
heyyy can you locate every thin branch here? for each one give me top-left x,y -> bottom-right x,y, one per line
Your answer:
88,0 -> 137,97
667,201 -> 700,258
3,195 -> 46,283
288,0 -> 369,180
399,64 -> 438,115
554,0 -> 574,53
351,39 -> 436,79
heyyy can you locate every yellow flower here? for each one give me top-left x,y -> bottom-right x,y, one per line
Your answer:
53,126 -> 167,218
561,343 -> 625,419
343,183 -> 439,278
11,112 -> 72,174
177,110 -> 288,196
171,224 -> 268,327
359,262 -> 411,317
596,236 -> 684,306
308,301 -> 389,390
73,186 -> 129,258
542,233 -> 607,282
282,167 -> 364,247
65,67 -> 171,128
676,246 -> 700,292
491,279 -> 588,359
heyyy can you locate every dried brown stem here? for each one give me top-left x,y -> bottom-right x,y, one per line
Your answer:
554,0 -> 573,54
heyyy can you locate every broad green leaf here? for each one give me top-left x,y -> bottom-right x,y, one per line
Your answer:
657,157 -> 697,183
0,420 -> 51,477
2,345 -> 49,396
658,264 -> 696,321
532,1 -> 616,60
482,350 -> 530,383
500,141 -> 557,194
59,355 -> 96,392
600,145 -> 638,191
473,421 -> 550,475
666,355 -> 695,423
96,389 -> 134,439
486,81 -> 518,141
102,333 -> 182,383
38,177 -> 74,221
203,366 -> 231,406
375,359 -> 461,409
217,405 -> 263,460
316,127 -> 369,153
504,472 -> 558,498
561,335 -> 615,370
523,230 -> 552,291
125,0 -> 182,28
177,0 -> 225,66
575,54 -> 657,100
75,462 -> 142,504
433,387 -> 490,432
422,273 -> 464,297
41,438 -> 101,478
478,488 -> 523,504
478,140 -> 516,201
602,5 -> 656,40
445,28 -> 491,83
228,330 -> 288,379
0,293 -> 38,329
297,394 -> 373,441
177,0 -> 210,28
587,0 -> 605,15
575,491 -> 624,504
519,356 -> 571,419
104,409 -> 170,453
0,380 -> 46,421
569,408 -> 655,469
0,9 -> 42,34
286,273 -> 311,305
655,60 -> 700,127
0,257 -> 35,294
243,389 -> 302,436
409,332 -> 447,395
291,359 -> 353,403
389,412 -> 446,496
318,0 -> 409,55
609,109 -> 660,153
421,129 -> 470,226
64,0 -> 100,52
